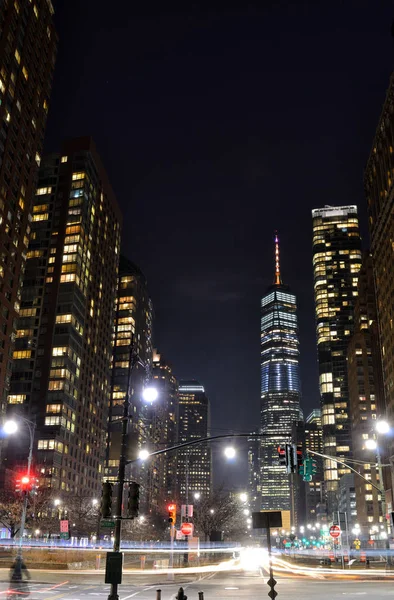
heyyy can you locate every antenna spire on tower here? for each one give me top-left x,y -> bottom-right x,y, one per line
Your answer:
274,231 -> 282,285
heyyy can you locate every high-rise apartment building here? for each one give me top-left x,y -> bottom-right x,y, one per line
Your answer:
177,380 -> 211,502
142,350 -> 178,512
312,205 -> 362,513
260,234 -> 301,511
348,253 -> 384,530
5,137 -> 122,495
365,73 -> 394,506
0,0 -> 57,408
105,257 -> 153,483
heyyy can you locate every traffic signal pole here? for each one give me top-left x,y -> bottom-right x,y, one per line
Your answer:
18,420 -> 35,550
107,353 -> 133,600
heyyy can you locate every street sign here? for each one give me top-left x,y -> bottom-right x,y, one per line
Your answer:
60,519 -> 69,533
176,529 -> 185,540
60,532 -> 69,540
180,522 -> 194,536
181,504 -> 194,518
329,525 -> 341,538
101,519 -> 115,528
105,552 -> 123,584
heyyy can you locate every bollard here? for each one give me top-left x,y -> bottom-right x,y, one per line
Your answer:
176,587 -> 187,600
198,593 -> 204,600
156,590 -> 161,600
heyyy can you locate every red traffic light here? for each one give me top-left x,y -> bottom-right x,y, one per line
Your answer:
21,476 -> 30,485
167,503 -> 176,511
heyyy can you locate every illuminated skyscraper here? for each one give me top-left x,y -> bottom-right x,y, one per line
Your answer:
0,0 -> 57,409
365,73 -> 394,508
105,256 -> 153,483
177,380 -> 212,502
312,205 -> 362,513
5,137 -> 122,494
260,234 -> 301,511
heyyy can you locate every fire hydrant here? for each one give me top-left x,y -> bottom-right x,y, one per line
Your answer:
176,588 -> 187,600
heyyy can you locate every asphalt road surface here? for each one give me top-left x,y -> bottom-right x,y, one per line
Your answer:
1,571 -> 394,600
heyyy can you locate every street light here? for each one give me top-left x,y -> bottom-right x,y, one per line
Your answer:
224,446 -> 236,459
54,498 -> 61,507
239,493 -> 248,502
92,498 -> 98,506
210,509 -> 215,514
3,420 -> 18,435
376,420 -> 390,435
138,449 -> 150,461
142,386 -> 158,403
193,492 -> 201,500
365,439 -> 377,450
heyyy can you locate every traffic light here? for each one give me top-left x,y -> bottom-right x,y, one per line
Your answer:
277,444 -> 296,474
277,445 -> 287,468
311,458 -> 317,475
127,482 -> 140,518
167,503 -> 176,524
100,481 -> 113,518
15,473 -> 33,495
295,444 -> 303,471
301,457 -> 313,481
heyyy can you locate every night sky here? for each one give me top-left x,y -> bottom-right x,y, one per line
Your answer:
46,1 -> 394,485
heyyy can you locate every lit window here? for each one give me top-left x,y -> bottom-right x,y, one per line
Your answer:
32,213 -> 49,222
19,308 -> 37,317
55,314 -> 72,324
22,66 -> 28,80
72,172 -> 86,181
7,394 -> 26,404
45,416 -> 60,426
46,404 -> 62,413
14,49 -> 21,64
36,187 -> 52,196
61,156 -> 68,163
13,350 -> 31,359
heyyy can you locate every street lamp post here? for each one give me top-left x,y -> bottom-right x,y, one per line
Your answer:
3,417 -> 36,548
107,338 -> 157,600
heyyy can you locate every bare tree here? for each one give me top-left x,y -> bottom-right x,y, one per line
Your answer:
0,492 -> 22,538
192,489 -> 243,541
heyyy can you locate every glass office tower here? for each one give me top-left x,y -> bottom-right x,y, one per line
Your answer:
260,234 -> 301,510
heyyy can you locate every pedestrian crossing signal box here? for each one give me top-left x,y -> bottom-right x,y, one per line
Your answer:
105,552 -> 123,584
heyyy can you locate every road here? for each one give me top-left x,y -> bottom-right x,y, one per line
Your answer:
1,570 -> 394,599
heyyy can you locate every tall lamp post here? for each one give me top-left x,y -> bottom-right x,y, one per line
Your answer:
3,417 -> 36,548
107,338 -> 158,600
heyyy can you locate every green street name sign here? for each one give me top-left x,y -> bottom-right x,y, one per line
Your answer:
101,519 -> 115,528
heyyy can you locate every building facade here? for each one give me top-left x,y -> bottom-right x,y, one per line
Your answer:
348,253 -> 384,530
0,0 -> 57,409
5,137 -> 122,495
105,257 -> 153,483
364,72 -> 394,506
248,432 -> 262,512
177,380 -> 211,502
304,410 -> 324,522
260,234 -> 301,511
141,350 -> 178,513
312,205 -> 362,513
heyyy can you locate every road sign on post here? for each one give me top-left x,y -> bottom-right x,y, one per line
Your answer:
181,522 -> 194,536
105,552 -> 123,584
329,525 -> 341,538
60,519 -> 69,533
252,512 -> 282,600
